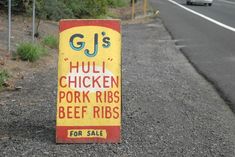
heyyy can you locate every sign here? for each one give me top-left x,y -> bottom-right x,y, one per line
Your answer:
56,20 -> 121,143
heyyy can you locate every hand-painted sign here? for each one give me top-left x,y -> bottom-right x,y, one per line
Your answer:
56,20 -> 121,143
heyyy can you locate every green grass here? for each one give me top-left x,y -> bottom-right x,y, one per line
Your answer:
104,11 -> 119,19
0,70 -> 9,89
16,42 -> 46,62
42,35 -> 58,49
107,0 -> 128,8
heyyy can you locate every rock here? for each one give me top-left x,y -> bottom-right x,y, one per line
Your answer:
14,86 -> 23,91
0,58 -> 4,65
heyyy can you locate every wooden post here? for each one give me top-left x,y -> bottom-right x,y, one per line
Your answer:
132,0 -> 135,20
143,0 -> 147,16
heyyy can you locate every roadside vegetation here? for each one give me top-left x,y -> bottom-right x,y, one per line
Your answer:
0,0 -> 130,62
0,0 -> 129,39
16,42 -> 46,62
107,0 -> 128,8
0,0 -> 132,91
0,70 -> 9,89
42,35 -> 58,49
16,35 -> 59,62
0,0 -> 129,19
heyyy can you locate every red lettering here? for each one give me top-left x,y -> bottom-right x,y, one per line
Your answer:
74,91 -> 81,103
83,76 -> 91,88
92,76 -> 101,88
68,76 -> 77,88
83,91 -> 90,102
59,76 -> 67,88
103,76 -> 110,88
93,62 -> 99,73
82,62 -> 90,73
67,106 -> 73,118
92,106 -> 120,119
96,91 -> 102,103
82,106 -> 87,118
59,107 -> 65,118
70,62 -> 79,73
59,91 -> 65,103
113,107 -> 119,119
74,106 -> 80,118
105,106 -> 112,118
108,91 -> 113,103
93,106 -> 100,118
111,76 -> 119,88
66,91 -> 73,103
114,91 -> 120,103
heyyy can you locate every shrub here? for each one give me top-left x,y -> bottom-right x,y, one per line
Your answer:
1,0 -> 116,19
41,0 -> 74,21
107,0 -> 128,8
0,70 -> 9,89
64,0 -> 108,18
16,42 -> 45,62
42,35 -> 58,49
0,0 -> 28,13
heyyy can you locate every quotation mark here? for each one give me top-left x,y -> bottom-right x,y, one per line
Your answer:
108,58 -> 113,61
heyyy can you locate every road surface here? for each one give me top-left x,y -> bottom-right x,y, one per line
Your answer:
150,0 -> 235,111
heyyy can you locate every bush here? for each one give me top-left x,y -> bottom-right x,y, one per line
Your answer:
42,35 -> 58,49
41,0 -> 74,21
1,0 -> 126,20
16,42 -> 45,62
0,70 -> 9,89
64,0 -> 108,18
0,0 -> 28,12
107,0 -> 128,8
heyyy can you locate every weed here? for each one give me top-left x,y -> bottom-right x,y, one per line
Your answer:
0,70 -> 9,89
107,0 -> 128,8
42,35 -> 58,49
16,42 -> 46,62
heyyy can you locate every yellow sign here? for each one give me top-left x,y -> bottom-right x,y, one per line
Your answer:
56,20 -> 121,143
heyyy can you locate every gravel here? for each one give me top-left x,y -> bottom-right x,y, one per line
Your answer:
0,17 -> 235,157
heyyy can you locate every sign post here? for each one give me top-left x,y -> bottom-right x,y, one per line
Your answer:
8,0 -> 11,53
32,0 -> 35,42
132,0 -> 135,20
143,0 -> 148,16
56,20 -> 122,143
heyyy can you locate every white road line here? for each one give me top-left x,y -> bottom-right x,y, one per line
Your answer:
217,0 -> 235,5
168,0 -> 235,32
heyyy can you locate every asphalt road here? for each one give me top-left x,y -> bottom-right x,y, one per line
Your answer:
150,0 -> 235,111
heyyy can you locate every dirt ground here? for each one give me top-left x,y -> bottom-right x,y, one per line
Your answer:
0,13 -> 59,91
0,1 -> 152,91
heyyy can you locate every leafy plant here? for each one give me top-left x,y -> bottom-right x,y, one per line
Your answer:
107,0 -> 128,8
0,70 -> 9,89
42,35 -> 58,49
16,42 -> 45,62
1,0 -> 124,19
64,0 -> 108,18
0,0 -> 29,12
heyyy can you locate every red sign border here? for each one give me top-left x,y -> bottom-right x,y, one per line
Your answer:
60,19 -> 121,33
